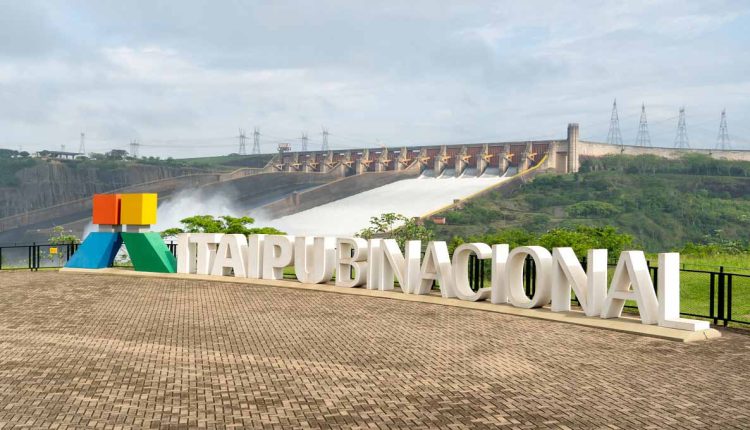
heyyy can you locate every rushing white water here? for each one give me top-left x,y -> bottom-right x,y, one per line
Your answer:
261,171 -> 511,236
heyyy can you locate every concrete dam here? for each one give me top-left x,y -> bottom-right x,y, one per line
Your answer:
3,123 -> 750,243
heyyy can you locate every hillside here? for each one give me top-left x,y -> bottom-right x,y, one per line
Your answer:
428,154 -> 750,251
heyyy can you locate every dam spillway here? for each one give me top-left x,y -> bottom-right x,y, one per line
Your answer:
260,170 -> 512,236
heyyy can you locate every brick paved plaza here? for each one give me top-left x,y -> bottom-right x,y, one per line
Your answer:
0,271 -> 749,429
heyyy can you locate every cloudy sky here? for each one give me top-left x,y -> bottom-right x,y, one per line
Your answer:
1,0 -> 749,157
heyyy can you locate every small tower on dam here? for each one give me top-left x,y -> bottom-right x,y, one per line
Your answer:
567,123 -> 579,173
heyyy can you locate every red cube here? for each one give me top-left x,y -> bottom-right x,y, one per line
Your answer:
92,194 -> 121,225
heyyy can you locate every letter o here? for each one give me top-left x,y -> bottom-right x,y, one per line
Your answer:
506,246 -> 553,308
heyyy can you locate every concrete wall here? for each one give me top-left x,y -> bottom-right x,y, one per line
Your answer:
200,171 -> 341,209
0,163 -> 211,219
0,173 -> 222,233
577,141 -> 750,162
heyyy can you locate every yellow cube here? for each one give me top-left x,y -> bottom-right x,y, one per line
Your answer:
120,193 -> 158,225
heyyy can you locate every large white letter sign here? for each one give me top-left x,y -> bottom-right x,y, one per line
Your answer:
176,233 -> 193,274
657,253 -> 710,331
245,234 -> 265,279
490,244 -> 510,304
551,248 -> 608,316
452,243 -> 492,301
188,233 -> 223,275
210,234 -> 248,277
366,239 -> 383,290
379,239 -> 421,293
262,235 -> 295,280
336,238 -> 368,288
506,246 -> 553,308
294,236 -> 336,284
417,241 -> 455,297
601,251 -> 659,324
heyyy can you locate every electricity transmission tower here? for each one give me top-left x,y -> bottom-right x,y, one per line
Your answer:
321,127 -> 329,151
252,127 -> 261,154
130,140 -> 140,158
716,109 -> 730,150
79,132 -> 86,154
238,129 -> 247,155
606,99 -> 623,149
300,133 -> 308,152
635,103 -> 651,147
674,107 -> 690,149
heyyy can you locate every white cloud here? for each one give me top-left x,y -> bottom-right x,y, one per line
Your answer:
0,0 -> 748,154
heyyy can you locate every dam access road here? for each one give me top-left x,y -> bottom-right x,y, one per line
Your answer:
0,270 -> 748,429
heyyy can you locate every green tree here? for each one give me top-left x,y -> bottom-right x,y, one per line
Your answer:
472,228 -> 537,250
538,225 -> 633,259
47,226 -> 81,266
356,213 -> 434,248
161,215 -> 284,237
48,226 -> 81,245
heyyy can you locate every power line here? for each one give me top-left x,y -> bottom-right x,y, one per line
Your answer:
674,106 -> 690,149
299,132 -> 308,152
635,103 -> 651,147
321,127 -> 329,151
606,99 -> 624,149
129,140 -> 140,158
238,129 -> 247,155
716,109 -> 730,150
252,127 -> 261,154
79,132 -> 86,154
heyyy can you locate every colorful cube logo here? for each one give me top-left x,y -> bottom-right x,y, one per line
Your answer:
66,193 -> 175,273
93,193 -> 157,226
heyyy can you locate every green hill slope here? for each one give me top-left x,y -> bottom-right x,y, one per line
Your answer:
429,154 -> 750,251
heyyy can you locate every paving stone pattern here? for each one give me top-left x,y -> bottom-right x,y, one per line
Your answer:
0,271 -> 749,429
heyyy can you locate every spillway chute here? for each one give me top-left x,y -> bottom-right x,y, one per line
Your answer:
501,166 -> 518,177
419,169 -> 437,178
263,174 -> 511,236
480,167 -> 501,177
438,168 -> 456,179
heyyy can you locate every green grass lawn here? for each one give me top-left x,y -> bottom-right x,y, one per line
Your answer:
655,253 -> 750,326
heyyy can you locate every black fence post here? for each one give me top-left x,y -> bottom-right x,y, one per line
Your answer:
480,258 -> 485,290
710,272 -> 716,325
530,257 -> 536,296
726,274 -> 733,327
524,256 -> 532,297
717,266 -> 725,326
